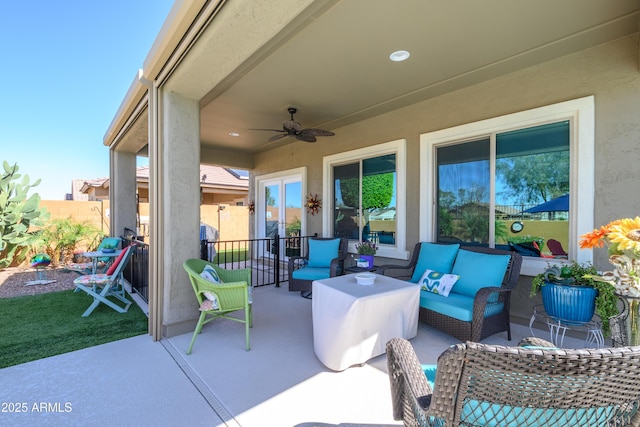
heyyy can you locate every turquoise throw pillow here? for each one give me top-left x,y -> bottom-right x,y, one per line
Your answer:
201,264 -> 222,284
307,239 -> 340,268
410,243 -> 460,283
451,249 -> 510,298
419,269 -> 460,297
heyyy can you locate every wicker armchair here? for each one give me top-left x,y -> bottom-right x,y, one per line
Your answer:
386,337 -> 640,427
287,237 -> 348,296
378,243 -> 522,342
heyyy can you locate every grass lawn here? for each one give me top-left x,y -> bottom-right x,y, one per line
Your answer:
0,290 -> 148,368
213,248 -> 249,264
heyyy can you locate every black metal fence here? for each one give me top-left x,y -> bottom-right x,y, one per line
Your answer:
122,229 -> 149,303
201,233 -> 317,287
119,229 -> 316,303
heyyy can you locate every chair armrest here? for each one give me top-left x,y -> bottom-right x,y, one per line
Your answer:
386,338 -> 433,422
518,337 -> 556,348
288,256 -> 307,274
329,257 -> 345,276
377,264 -> 414,279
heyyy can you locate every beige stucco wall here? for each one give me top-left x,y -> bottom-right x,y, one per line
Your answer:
41,200 -> 112,236
252,34 -> 640,327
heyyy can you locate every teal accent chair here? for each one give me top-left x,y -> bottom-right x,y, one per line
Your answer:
386,337 -> 640,427
183,259 -> 252,353
288,237 -> 348,298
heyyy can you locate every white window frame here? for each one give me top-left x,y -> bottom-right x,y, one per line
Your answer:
420,96 -> 594,276
323,139 -> 409,260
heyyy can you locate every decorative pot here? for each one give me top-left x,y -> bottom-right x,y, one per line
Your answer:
358,255 -> 374,268
541,282 -> 597,323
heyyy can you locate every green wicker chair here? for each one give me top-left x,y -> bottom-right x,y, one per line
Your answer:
386,337 -> 640,427
183,258 -> 252,353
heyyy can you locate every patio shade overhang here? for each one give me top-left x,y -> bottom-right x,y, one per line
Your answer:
523,194 -> 570,213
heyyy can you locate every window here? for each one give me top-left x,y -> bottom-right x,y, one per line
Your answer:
323,140 -> 408,260
420,97 -> 594,276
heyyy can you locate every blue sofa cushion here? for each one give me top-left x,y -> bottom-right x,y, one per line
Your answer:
307,239 -> 340,268
420,291 -> 504,321
451,249 -> 510,298
410,243 -> 460,283
291,267 -> 331,281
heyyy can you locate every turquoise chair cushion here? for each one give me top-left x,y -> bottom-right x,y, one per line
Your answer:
307,239 -> 340,268
450,249 -> 510,298
99,237 -> 121,250
421,364 -> 437,388
98,237 -> 122,263
410,243 -> 460,283
420,290 -> 504,321
460,400 -> 616,426
291,267 -> 331,281
421,365 -> 615,426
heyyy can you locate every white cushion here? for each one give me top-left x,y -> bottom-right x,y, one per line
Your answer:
419,269 -> 460,297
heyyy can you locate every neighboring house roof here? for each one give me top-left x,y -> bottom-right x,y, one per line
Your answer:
77,165 -> 248,197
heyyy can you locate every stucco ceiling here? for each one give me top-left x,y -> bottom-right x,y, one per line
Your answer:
151,0 -> 640,156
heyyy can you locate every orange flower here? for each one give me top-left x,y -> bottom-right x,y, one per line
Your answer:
579,226 -> 608,249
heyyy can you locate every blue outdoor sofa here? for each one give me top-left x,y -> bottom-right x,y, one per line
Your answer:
379,242 -> 523,342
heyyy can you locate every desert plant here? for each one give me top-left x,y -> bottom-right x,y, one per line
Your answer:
0,162 -> 50,269
38,218 -> 103,266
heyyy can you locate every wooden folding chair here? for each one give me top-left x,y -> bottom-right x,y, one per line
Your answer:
73,245 -> 134,317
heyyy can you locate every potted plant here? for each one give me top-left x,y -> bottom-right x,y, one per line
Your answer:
355,241 -> 378,268
531,261 -> 618,336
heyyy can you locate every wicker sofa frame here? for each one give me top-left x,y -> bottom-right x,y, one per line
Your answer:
378,243 -> 523,342
287,237 -> 348,293
386,337 -> 640,427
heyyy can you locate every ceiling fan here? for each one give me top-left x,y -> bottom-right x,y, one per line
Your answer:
251,107 -> 335,143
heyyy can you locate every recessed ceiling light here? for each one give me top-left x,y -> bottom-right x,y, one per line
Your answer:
389,50 -> 410,62
229,132 -> 240,137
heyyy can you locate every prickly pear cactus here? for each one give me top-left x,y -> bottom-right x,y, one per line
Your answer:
0,161 -> 50,269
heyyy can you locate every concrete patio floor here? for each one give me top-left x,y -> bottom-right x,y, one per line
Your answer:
0,282 -> 589,427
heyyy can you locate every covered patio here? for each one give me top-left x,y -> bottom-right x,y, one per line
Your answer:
0,284 -> 587,426
103,0 -> 640,340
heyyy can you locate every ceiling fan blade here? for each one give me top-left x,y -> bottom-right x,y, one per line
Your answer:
296,133 -> 317,143
302,128 -> 335,137
268,133 -> 289,142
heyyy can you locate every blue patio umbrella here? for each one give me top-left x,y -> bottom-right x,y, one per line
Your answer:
523,194 -> 569,213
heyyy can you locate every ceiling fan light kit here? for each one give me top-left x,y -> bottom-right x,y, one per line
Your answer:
251,107 -> 334,143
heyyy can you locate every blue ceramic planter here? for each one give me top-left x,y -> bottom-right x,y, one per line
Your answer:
541,282 -> 597,323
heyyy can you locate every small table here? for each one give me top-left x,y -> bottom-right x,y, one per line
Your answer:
80,249 -> 122,274
345,265 -> 377,274
529,305 -> 605,348
312,274 -> 420,371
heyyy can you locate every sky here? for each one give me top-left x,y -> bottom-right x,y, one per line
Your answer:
0,1 -> 174,200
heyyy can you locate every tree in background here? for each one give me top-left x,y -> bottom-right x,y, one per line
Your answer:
497,151 -> 570,204
340,174 -> 394,212
339,173 -> 394,239
0,162 -> 50,269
